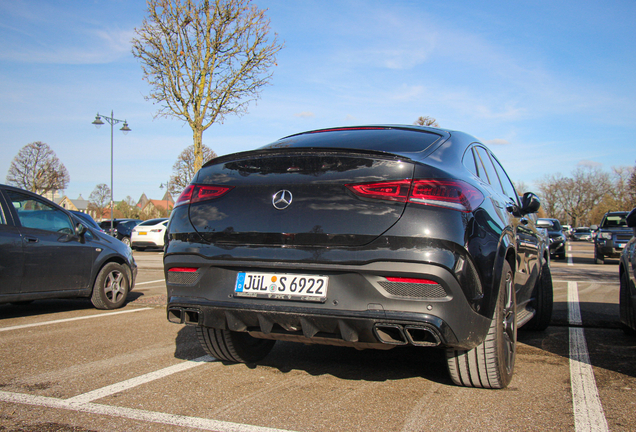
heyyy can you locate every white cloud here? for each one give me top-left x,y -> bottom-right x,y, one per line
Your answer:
294,111 -> 315,118
577,160 -> 603,168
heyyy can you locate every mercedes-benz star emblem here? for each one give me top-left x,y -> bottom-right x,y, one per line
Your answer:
272,190 -> 293,210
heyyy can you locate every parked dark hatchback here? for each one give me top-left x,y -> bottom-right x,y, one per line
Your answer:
99,218 -> 142,247
619,207 -> 636,334
537,218 -> 567,260
164,125 -> 552,388
0,184 -> 137,309
594,211 -> 632,264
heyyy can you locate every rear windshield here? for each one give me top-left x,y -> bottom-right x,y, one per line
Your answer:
601,214 -> 627,228
260,128 -> 442,154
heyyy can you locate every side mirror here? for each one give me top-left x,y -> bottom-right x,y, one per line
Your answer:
590,224 -> 598,230
627,207 -> 636,235
520,192 -> 540,215
75,222 -> 87,237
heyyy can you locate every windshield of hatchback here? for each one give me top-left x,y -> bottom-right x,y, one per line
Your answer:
601,214 -> 627,228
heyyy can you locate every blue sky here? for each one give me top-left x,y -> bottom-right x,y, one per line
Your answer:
1,0 -> 635,203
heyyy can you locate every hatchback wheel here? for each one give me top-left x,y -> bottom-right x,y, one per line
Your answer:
197,327 -> 275,363
91,262 -> 130,309
446,260 -> 516,388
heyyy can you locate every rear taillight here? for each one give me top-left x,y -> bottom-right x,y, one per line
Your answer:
174,184 -> 234,207
346,179 -> 483,212
345,180 -> 411,202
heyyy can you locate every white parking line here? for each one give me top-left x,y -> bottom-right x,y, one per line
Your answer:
0,308 -> 153,332
66,355 -> 215,404
135,279 -> 165,286
567,281 -> 609,431
0,390 -> 297,432
568,244 -> 574,266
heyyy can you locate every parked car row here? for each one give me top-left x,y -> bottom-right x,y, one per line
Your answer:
537,218 -> 567,260
99,218 -> 142,247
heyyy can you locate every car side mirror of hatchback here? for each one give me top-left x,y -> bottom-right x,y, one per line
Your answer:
75,222 -> 87,237
520,192 -> 540,215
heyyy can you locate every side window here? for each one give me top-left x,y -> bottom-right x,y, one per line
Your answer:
0,200 -> 5,225
474,146 -> 499,189
491,155 -> 520,205
462,147 -> 479,178
7,191 -> 74,234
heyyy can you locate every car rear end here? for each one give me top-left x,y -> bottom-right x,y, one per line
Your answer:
165,127 -> 498,356
131,219 -> 168,250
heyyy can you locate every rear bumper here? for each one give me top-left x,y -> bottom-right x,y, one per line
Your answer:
164,255 -> 491,350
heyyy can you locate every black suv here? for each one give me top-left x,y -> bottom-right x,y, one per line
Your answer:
594,211 -> 632,264
537,218 -> 567,260
164,125 -> 553,389
99,218 -> 142,247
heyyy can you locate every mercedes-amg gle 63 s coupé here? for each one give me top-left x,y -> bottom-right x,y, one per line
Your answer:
165,125 -> 553,389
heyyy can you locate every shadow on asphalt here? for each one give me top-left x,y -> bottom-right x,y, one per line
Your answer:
0,292 -> 144,320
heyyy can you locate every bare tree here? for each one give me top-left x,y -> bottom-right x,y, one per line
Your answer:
414,116 -> 439,127
6,141 -> 70,195
88,184 -> 112,221
536,174 -> 566,221
169,143 -> 217,195
132,0 -> 283,172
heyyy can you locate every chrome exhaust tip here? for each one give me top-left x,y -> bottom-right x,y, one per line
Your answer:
404,325 -> 441,347
373,324 -> 408,345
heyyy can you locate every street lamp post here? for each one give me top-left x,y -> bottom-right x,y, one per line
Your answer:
160,179 -> 171,218
91,111 -> 131,236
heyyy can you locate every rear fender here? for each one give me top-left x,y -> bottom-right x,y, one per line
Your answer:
484,230 -> 516,320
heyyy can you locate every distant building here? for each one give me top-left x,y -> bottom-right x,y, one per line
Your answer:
137,192 -> 174,218
58,194 -> 98,219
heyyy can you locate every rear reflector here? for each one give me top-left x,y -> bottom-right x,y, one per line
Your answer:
346,179 -> 483,212
168,267 -> 198,273
385,277 -> 438,285
175,184 -> 234,207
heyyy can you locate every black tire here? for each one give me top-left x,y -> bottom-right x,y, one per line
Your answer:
196,326 -> 275,363
446,260 -> 516,389
524,261 -> 554,331
90,262 -> 130,310
557,252 -> 566,260
594,248 -> 604,264
136,247 -> 146,252
619,270 -> 636,335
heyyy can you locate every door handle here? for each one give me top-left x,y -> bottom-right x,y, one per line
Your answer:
24,237 -> 39,243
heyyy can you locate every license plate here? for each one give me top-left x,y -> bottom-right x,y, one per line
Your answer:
139,232 -> 147,235
235,272 -> 328,302
618,243 -> 625,248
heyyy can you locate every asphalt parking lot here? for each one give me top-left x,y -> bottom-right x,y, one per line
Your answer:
1,242 -> 634,431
